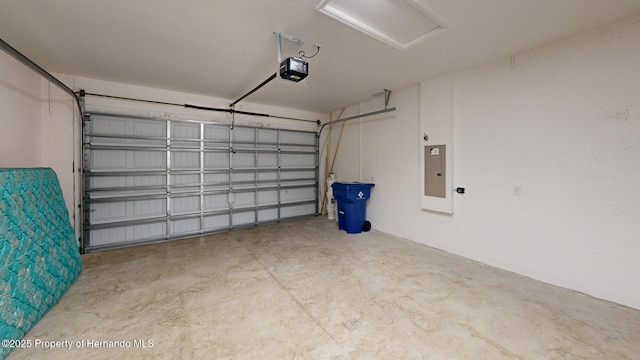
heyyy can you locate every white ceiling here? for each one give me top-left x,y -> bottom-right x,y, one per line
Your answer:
1,0 -> 640,113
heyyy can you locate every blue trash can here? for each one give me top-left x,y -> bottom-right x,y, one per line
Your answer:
331,182 -> 375,234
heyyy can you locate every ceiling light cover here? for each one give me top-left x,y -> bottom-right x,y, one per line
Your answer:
317,0 -> 446,51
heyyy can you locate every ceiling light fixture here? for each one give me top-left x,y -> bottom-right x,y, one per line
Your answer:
317,0 -> 446,51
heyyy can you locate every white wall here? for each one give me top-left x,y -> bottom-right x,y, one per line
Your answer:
321,106 -> 362,184
336,16 -> 640,309
420,74 -> 455,213
40,75 -> 77,229
0,52 -> 77,228
0,51 -> 42,165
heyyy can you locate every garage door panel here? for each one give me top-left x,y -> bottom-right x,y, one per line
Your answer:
203,214 -> 229,231
234,127 -> 255,142
204,152 -> 230,168
281,169 -> 316,183
89,188 -> 164,199
282,180 -> 316,187
257,128 -> 278,144
257,171 -> 277,182
279,130 -> 315,145
132,119 -> 166,137
233,152 -> 255,168
203,173 -> 230,189
89,149 -> 166,170
171,151 -> 199,169
232,191 -> 256,208
232,172 -> 255,185
204,193 -> 228,211
91,115 -> 166,140
280,153 -> 315,168
170,218 -> 200,236
83,112 -> 317,252
90,174 -> 166,189
232,211 -> 255,227
280,187 -> 316,204
91,222 -> 166,248
134,151 -> 166,169
258,190 -> 277,205
258,208 -> 278,222
257,153 -> 277,167
205,124 -> 230,142
92,116 -> 127,136
171,174 -> 199,186
280,203 -> 316,218
171,195 -> 200,215
171,122 -> 199,138
90,198 -> 166,224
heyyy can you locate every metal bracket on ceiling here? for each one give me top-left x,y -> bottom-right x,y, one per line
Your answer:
274,32 -> 304,63
384,89 -> 392,109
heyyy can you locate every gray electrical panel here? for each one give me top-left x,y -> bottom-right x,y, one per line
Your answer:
424,145 -> 446,198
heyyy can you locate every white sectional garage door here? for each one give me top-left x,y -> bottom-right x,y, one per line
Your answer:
82,111 -> 318,252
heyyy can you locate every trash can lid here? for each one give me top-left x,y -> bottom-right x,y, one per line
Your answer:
331,182 -> 375,189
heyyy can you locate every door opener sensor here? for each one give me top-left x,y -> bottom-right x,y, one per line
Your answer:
280,57 -> 308,82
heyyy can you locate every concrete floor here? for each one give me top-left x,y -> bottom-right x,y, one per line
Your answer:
9,217 -> 640,359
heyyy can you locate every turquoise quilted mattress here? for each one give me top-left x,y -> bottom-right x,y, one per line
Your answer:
0,168 -> 82,359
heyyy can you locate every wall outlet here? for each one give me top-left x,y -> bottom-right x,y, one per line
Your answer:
513,186 -> 522,196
